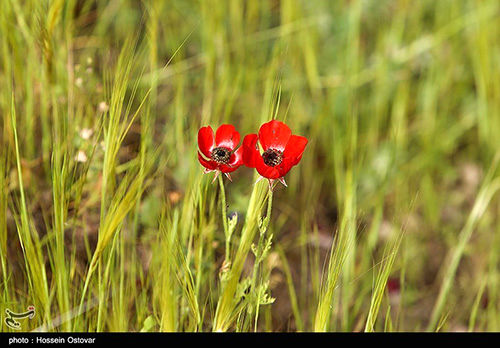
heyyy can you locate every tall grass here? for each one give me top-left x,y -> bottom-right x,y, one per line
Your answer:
0,0 -> 500,332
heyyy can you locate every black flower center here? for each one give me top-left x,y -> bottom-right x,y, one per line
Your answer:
211,147 -> 231,164
262,149 -> 283,167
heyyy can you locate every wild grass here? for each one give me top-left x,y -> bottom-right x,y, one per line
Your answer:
1,0 -> 500,332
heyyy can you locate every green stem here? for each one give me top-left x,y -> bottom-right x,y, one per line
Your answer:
213,179 -> 268,331
218,174 -> 230,262
248,185 -> 274,331
265,187 -> 273,225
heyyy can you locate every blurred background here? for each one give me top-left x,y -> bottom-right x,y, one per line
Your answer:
1,0 -> 500,332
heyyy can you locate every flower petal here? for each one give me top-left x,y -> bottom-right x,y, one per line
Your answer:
242,134 -> 260,168
198,126 -> 215,158
255,158 -> 281,179
258,120 -> 291,152
229,146 -> 243,167
198,151 -> 217,170
220,146 -> 244,173
276,157 -> 294,178
283,135 -> 308,165
215,124 -> 240,150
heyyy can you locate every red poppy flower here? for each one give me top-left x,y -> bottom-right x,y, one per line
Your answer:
242,120 -> 307,186
198,124 -> 243,180
387,278 -> 400,294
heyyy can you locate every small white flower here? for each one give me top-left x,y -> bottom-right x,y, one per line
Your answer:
79,128 -> 93,140
75,150 -> 88,163
98,101 -> 109,113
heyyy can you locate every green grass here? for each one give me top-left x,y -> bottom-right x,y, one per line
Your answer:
1,0 -> 500,332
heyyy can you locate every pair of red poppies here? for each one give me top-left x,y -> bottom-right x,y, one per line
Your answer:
197,120 -> 307,185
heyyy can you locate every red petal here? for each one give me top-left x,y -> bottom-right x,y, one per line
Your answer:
276,157 -> 294,178
198,126 -> 215,158
229,146 -> 243,166
219,165 -> 238,173
251,150 -> 280,179
215,124 -> 240,150
255,158 -> 280,179
275,136 -> 307,177
220,146 -> 243,173
242,134 -> 260,168
258,120 -> 291,152
198,151 -> 217,170
283,135 -> 308,165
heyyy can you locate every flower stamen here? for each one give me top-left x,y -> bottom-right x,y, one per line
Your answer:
211,147 -> 231,164
262,149 -> 283,167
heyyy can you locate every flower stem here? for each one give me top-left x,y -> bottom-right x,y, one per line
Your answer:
213,180 -> 268,331
247,185 -> 274,331
218,173 -> 230,262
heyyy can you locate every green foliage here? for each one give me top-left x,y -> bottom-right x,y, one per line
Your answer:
1,0 -> 500,332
